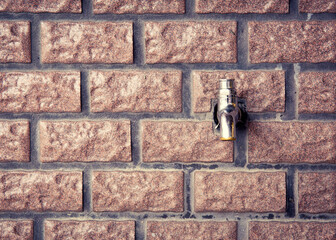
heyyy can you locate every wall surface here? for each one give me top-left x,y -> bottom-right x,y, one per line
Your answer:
0,0 -> 335,239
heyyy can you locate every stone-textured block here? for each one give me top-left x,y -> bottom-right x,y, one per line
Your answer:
248,122 -> 336,163
299,0 -> 336,13
93,171 -> 184,212
142,121 -> 233,163
194,171 -> 286,212
0,220 -> 33,240
145,21 -> 237,63
90,70 -> 182,112
249,21 -> 336,63
41,22 -> 133,63
40,120 -> 131,162
192,71 -> 285,113
0,72 -> 80,113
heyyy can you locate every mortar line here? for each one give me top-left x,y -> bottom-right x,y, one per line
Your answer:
280,65 -> 296,121
286,167 -> 296,218
183,170 -> 192,214
237,219 -> 248,240
289,0 -> 299,16
82,0 -> 93,17
185,0 -> 195,16
131,120 -> 141,166
237,20 -> 248,68
182,70 -> 192,118
135,220 -> 145,240
83,168 -> 92,213
80,71 -> 90,114
33,215 -> 44,240
29,116 -> 40,168
294,169 -> 299,217
133,19 -> 145,66
31,15 -> 41,68
293,63 -> 300,120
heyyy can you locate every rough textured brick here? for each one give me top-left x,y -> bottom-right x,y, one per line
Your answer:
192,71 -> 285,113
145,21 -> 237,63
299,72 -> 336,113
299,172 -> 336,213
93,171 -> 183,212
45,220 -> 135,240
249,221 -> 336,240
0,21 -> 30,63
0,121 -> 29,162
194,171 -> 286,212
249,21 -> 336,63
0,72 -> 80,113
248,122 -> 336,163
41,22 -> 133,63
0,0 -> 81,13
40,120 -> 131,162
93,0 -> 185,14
90,70 -> 182,113
0,220 -> 33,240
299,0 -> 336,13
196,0 -> 288,13
147,221 -> 237,240
0,171 -> 82,211
142,121 -> 233,163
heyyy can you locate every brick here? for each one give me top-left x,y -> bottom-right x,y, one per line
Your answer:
41,22 -> 133,63
194,171 -> 286,212
192,71 -> 285,113
0,0 -> 81,13
0,121 -> 29,162
0,171 -> 82,211
145,21 -> 237,63
40,120 -> 131,162
147,221 -> 237,240
299,72 -> 336,113
93,171 -> 184,212
90,70 -> 182,113
299,172 -> 336,213
299,0 -> 336,13
0,220 -> 33,240
249,221 -> 336,240
0,21 -> 30,63
142,121 -> 233,163
93,0 -> 185,14
0,72 -> 80,113
248,122 -> 336,163
196,0 -> 288,13
45,220 -> 135,239
249,21 -> 336,63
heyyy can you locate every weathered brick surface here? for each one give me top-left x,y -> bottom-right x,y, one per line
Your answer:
93,0 -> 185,14
299,0 -> 336,13
194,171 -> 286,212
147,221 -> 237,240
299,72 -> 336,113
196,0 -> 288,13
0,171 -> 82,211
93,171 -> 184,212
0,220 -> 33,240
90,70 -> 182,113
145,21 -> 237,63
249,221 -> 336,240
40,120 -> 131,162
0,72 -> 80,113
45,220 -> 135,240
0,121 -> 29,162
0,21 -> 30,63
192,71 -> 285,113
248,122 -> 336,163
249,21 -> 336,63
142,121 -> 233,163
299,172 -> 336,213
41,22 -> 133,63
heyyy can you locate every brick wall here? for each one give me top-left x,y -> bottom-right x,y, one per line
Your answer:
0,0 -> 335,239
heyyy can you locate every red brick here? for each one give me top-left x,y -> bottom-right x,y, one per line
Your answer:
0,121 -> 29,162
299,172 -> 336,213
142,121 -> 233,163
41,22 -> 133,63
299,0 -> 336,13
299,72 -> 336,113
93,171 -> 184,212
192,71 -> 285,113
0,220 -> 33,240
249,221 -> 336,240
147,221 -> 237,240
145,21 -> 237,63
45,220 -> 135,239
249,21 -> 336,63
0,72 -> 80,113
40,120 -> 131,162
0,21 -> 30,63
0,171 -> 82,211
93,0 -> 185,14
194,171 -> 286,212
90,70 -> 182,113
248,122 -> 336,164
